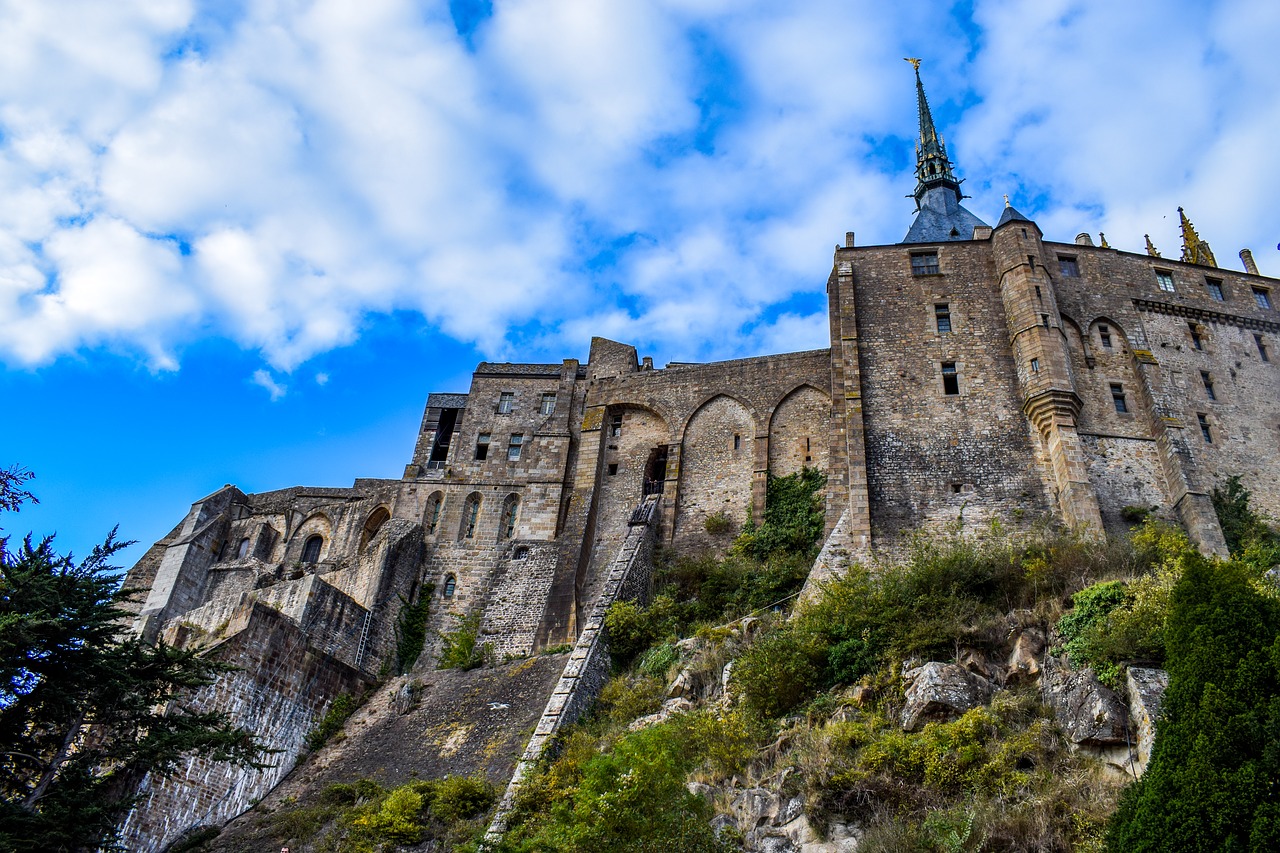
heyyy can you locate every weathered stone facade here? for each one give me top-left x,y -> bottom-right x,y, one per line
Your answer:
117,70 -> 1280,849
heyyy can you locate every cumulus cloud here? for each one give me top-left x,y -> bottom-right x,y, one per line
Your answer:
0,0 -> 1276,373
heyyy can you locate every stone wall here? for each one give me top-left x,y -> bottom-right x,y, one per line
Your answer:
119,604 -> 369,852
837,241 -> 1055,539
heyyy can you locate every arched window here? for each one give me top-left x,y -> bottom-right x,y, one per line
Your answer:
424,492 -> 444,535
499,494 -> 520,540
443,574 -> 457,598
236,537 -> 250,560
460,494 -> 481,540
359,506 -> 391,554
301,535 -> 323,563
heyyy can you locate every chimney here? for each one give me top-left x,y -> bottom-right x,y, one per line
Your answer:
1240,248 -> 1260,275
845,231 -> 855,248
1075,232 -> 1094,246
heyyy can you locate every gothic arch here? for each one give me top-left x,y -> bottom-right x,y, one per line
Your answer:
459,492 -> 483,542
289,513 -> 331,563
677,392 -> 757,443
423,491 -> 445,536
358,505 -> 391,554
675,394 -> 755,540
499,493 -> 520,540
767,384 -> 831,478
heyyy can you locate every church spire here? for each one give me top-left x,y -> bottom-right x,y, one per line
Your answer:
907,58 -> 960,208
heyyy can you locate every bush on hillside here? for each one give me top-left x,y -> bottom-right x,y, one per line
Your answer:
1107,556 -> 1280,851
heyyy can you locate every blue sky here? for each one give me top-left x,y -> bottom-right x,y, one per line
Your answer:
2,0 -> 1278,566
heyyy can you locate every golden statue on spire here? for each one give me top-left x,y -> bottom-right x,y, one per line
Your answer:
1178,207 -> 1217,267
905,57 -> 921,70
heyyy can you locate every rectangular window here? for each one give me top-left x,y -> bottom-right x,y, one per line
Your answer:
1030,358 -> 1040,373
1042,314 -> 1050,328
1155,270 -> 1175,293
507,434 -> 524,461
1256,334 -> 1270,362
497,391 -> 514,414
540,392 -> 557,415
1058,256 -> 1079,277
1189,323 -> 1203,350
935,303 -> 952,333
911,252 -> 940,275
1253,287 -> 1272,310
1198,413 -> 1212,443
733,433 -> 741,451
609,414 -> 623,437
474,432 -> 490,460
1099,324 -> 1112,348
1206,278 -> 1225,301
607,463 -> 619,476
1201,371 -> 1216,401
1110,383 -> 1128,414
941,362 -> 959,396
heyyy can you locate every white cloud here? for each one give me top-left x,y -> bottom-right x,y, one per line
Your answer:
251,368 -> 286,401
1,1 -> 1277,373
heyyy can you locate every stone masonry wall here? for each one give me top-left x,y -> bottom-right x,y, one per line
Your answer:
842,241 -> 1055,538
119,604 -> 368,852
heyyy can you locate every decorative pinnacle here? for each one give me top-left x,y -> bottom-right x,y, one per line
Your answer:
1003,194 -> 1010,208
907,59 -> 960,207
1145,234 -> 1161,257
1099,233 -> 1110,248
1178,207 -> 1217,268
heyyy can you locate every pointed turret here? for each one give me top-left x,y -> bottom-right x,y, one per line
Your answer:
1178,207 -> 1217,267
901,60 -> 988,244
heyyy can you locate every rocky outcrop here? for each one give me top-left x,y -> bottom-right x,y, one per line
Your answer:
1042,658 -> 1128,747
1125,667 -> 1169,774
900,661 -> 994,731
711,784 -> 860,853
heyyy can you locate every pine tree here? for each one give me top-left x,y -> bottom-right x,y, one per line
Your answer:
0,467 -> 266,852
1107,555 -> 1280,852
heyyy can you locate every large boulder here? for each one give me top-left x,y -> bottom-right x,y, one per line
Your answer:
1006,625 -> 1046,684
1042,659 -> 1129,746
900,662 -> 994,731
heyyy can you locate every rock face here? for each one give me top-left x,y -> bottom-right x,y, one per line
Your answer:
713,784 -> 860,853
900,662 -> 994,731
1125,667 -> 1169,774
1042,659 -> 1129,746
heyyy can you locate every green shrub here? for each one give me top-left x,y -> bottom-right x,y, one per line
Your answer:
637,641 -> 679,678
1213,474 -> 1280,573
603,595 -> 679,668
735,468 -> 827,560
704,511 -> 735,535
306,692 -> 358,752
1121,505 -> 1152,523
732,626 -> 824,718
1107,557 -> 1280,851
438,612 -> 492,670
431,774 -> 496,823
394,587 -> 432,674
597,675 -> 666,724
501,722 -> 732,852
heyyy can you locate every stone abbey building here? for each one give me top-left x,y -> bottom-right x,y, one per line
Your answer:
120,68 -> 1280,849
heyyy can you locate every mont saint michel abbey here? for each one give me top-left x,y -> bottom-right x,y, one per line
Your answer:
118,67 -> 1280,850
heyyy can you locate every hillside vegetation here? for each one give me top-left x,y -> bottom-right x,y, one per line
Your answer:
490,472 -> 1280,853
